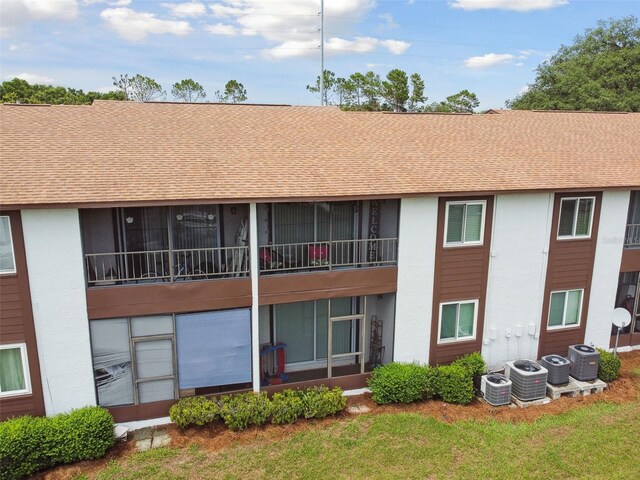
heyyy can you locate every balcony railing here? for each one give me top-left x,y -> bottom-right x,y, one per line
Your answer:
85,246 -> 250,285
259,238 -> 397,274
626,224 -> 640,248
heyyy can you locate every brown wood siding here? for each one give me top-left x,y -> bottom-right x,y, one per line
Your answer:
538,192 -> 602,358
86,278 -> 252,319
259,267 -> 397,306
0,210 -> 45,420
429,197 -> 493,365
620,249 -> 640,273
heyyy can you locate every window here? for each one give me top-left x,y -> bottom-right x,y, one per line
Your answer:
558,197 -> 595,239
438,300 -> 478,343
0,216 -> 16,274
0,343 -> 31,397
548,289 -> 584,329
444,201 -> 486,246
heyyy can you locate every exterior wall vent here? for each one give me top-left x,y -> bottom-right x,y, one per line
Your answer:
567,344 -> 599,381
505,360 -> 548,401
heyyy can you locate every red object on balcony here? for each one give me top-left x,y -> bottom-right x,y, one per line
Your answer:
308,245 -> 328,260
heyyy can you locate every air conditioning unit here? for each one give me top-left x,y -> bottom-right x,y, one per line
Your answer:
505,360 -> 548,401
480,374 -> 512,406
539,355 -> 570,385
567,344 -> 600,381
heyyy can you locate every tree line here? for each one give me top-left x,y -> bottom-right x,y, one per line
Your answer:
0,76 -> 248,105
307,69 -> 480,113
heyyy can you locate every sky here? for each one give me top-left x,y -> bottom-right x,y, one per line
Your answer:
1,0 -> 638,109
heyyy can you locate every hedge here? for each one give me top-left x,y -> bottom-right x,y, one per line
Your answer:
0,406 -> 115,480
433,364 -> 475,404
597,348 -> 621,382
367,363 -> 435,404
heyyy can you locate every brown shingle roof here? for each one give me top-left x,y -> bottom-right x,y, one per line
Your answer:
1,101 -> 639,207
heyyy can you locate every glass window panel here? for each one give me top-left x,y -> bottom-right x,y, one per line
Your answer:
0,347 -> 26,393
172,205 -> 218,250
90,319 -> 134,406
565,290 -> 582,325
275,301 -> 315,363
315,203 -> 331,242
0,217 -> 16,273
464,204 -> 483,243
331,202 -> 355,241
138,379 -> 175,404
131,315 -> 174,337
575,199 -> 593,236
440,304 -> 458,340
123,207 -> 168,252
446,205 -> 464,244
273,203 -> 315,244
332,320 -> 354,355
558,199 -> 576,236
316,300 -> 328,360
458,303 -> 475,338
330,297 -> 352,317
549,292 -> 566,327
135,339 -> 173,379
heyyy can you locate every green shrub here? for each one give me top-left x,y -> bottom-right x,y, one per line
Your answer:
218,392 -> 271,431
451,352 -> 486,378
434,365 -> 475,405
597,348 -> 621,382
270,390 -> 304,425
298,386 -> 346,418
169,396 -> 219,429
0,406 -> 115,480
367,362 -> 436,404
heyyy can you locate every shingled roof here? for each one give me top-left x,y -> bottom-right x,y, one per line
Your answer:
1,101 -> 639,208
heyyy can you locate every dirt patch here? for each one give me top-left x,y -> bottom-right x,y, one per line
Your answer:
40,350 -> 640,479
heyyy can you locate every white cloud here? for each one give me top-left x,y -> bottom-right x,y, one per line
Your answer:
206,1 -> 409,60
6,72 -> 55,84
162,2 -> 206,18
83,0 -> 132,5
100,7 -> 193,41
377,13 -> 397,31
205,23 -> 239,36
1,0 -> 78,35
464,53 -> 515,68
449,0 -> 568,12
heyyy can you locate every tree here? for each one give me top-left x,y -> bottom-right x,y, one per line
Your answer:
306,70 -> 337,105
112,74 -> 131,100
171,79 -> 206,102
381,69 -> 409,112
215,80 -> 248,103
128,74 -> 165,102
408,73 -> 426,112
507,16 -> 640,112
440,90 -> 480,113
1,78 -> 124,104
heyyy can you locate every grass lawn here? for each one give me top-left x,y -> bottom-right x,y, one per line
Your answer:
76,370 -> 640,480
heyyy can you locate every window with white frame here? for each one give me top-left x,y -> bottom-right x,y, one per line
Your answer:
0,343 -> 31,397
438,300 -> 478,343
548,289 -> 584,329
558,197 -> 595,239
0,216 -> 16,274
444,201 -> 486,246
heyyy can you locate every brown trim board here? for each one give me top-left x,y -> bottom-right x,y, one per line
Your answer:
86,278 -> 252,319
0,210 -> 46,420
429,196 -> 494,365
621,249 -> 640,273
259,267 -> 397,306
537,192 -> 602,358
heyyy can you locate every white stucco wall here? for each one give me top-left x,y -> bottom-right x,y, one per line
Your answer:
393,197 -> 438,363
21,209 -> 96,415
483,193 -> 554,370
585,190 -> 631,348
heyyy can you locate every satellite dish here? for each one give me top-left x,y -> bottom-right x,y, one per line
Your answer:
612,308 -> 632,328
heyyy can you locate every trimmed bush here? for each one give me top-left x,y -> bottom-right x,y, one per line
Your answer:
434,365 -> 475,405
270,390 -> 304,425
298,386 -> 346,419
169,396 -> 219,429
597,348 -> 621,382
368,362 -> 436,404
451,352 -> 486,378
218,392 -> 271,431
0,406 -> 115,480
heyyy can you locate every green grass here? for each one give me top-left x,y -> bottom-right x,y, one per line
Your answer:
84,397 -> 640,480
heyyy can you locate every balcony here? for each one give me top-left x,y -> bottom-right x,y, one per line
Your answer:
86,246 -> 249,285
626,224 -> 640,249
259,238 -> 397,274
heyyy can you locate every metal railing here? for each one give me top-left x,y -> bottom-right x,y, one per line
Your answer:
86,246 -> 250,285
625,224 -> 640,248
259,237 -> 397,274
